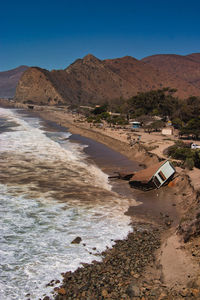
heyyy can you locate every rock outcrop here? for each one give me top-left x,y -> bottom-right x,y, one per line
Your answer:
14,67 -> 64,105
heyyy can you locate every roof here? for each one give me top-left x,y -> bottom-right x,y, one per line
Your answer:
130,161 -> 167,183
162,128 -> 173,133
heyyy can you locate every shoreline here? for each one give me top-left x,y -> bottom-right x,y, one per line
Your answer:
38,109 -> 160,168
1,102 -> 200,298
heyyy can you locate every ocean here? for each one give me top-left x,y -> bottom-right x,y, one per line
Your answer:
0,107 -> 138,299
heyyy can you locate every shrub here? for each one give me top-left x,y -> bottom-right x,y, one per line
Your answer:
86,116 -> 94,123
92,104 -> 108,115
166,141 -> 200,169
184,157 -> 194,170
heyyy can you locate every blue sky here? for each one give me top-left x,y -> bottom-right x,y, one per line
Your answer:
0,0 -> 200,71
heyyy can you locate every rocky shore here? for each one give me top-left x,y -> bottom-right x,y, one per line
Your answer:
43,223 -> 200,300
51,223 -> 161,300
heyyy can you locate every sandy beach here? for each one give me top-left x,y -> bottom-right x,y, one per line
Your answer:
1,101 -> 200,299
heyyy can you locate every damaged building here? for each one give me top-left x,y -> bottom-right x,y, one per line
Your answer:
129,160 -> 176,190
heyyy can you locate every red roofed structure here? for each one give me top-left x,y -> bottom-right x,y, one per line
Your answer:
129,160 -> 175,190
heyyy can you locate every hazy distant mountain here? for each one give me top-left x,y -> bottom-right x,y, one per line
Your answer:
14,53 -> 200,105
0,66 -> 28,98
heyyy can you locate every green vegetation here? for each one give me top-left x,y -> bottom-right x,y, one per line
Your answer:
166,141 -> 200,170
117,88 -> 200,139
110,88 -> 200,126
179,118 -> 200,139
86,104 -> 128,125
92,104 -> 108,115
144,120 -> 165,133
127,88 -> 179,118
80,87 -> 200,141
71,87 -> 200,169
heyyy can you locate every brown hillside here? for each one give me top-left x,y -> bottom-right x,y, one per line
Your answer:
103,56 -> 161,92
103,56 -> 196,98
186,53 -> 200,63
15,53 -> 200,105
142,54 -> 200,94
64,54 -> 136,102
15,67 -> 64,105
15,54 -> 137,105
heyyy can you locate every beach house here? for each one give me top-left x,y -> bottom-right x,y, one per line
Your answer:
129,160 -> 175,190
162,128 -> 173,135
130,121 -> 141,129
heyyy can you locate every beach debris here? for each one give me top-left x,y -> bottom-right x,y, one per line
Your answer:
108,172 -> 134,180
129,160 -> 176,190
71,236 -> 82,244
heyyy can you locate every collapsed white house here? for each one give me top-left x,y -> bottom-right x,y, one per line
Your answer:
129,160 -> 176,190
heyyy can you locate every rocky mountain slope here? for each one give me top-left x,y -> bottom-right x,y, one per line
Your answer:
0,66 -> 28,98
14,53 -> 200,105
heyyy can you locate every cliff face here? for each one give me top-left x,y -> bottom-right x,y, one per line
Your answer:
14,53 -> 200,105
15,67 -> 64,105
0,65 -> 28,98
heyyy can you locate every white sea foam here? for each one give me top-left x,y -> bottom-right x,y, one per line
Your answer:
0,108 -> 110,191
0,107 -> 137,299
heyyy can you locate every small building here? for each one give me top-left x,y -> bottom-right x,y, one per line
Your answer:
162,128 -> 173,135
191,143 -> 200,149
108,112 -> 121,116
130,121 -> 141,129
167,120 -> 172,126
129,160 -> 175,190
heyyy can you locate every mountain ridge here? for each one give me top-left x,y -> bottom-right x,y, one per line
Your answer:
141,53 -> 200,91
2,53 -> 200,104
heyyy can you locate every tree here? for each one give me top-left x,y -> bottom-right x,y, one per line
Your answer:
182,118 -> 200,139
172,118 -> 183,129
127,88 -> 179,118
92,104 -> 108,115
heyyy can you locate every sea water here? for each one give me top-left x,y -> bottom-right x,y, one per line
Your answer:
0,107 -> 137,300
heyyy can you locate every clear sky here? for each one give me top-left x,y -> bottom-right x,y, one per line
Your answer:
0,0 -> 200,71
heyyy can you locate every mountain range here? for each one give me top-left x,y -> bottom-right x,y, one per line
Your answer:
1,53 -> 200,104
